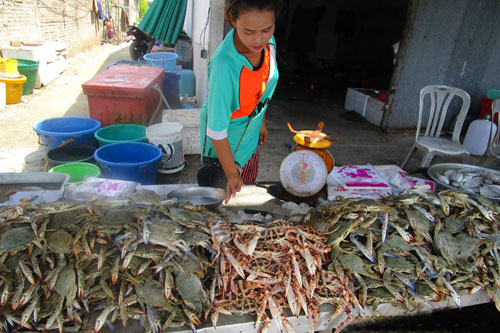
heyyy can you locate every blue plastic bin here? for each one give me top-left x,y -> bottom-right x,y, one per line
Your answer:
33,117 -> 101,151
144,52 -> 179,71
163,71 -> 181,109
180,69 -> 195,97
94,142 -> 162,184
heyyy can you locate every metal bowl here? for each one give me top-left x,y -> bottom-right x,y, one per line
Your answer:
428,163 -> 500,200
166,186 -> 225,209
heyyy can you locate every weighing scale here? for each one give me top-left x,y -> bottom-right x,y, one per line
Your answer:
279,122 -> 339,198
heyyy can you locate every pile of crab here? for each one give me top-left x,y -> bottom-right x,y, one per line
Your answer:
306,189 -> 500,317
208,218 -> 360,333
0,199 -> 217,332
1,186 -> 500,332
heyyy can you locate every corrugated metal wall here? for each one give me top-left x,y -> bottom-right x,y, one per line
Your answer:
386,0 -> 500,129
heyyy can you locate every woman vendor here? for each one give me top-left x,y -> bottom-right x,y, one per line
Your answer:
198,0 -> 281,203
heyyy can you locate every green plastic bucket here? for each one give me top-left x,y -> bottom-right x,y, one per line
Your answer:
14,58 -> 38,95
49,162 -> 101,186
94,124 -> 147,146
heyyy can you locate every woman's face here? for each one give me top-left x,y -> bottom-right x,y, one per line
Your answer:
232,9 -> 275,56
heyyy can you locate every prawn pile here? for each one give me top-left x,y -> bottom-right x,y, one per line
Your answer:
208,219 -> 359,333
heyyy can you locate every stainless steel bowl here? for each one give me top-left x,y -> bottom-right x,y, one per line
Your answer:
428,163 -> 500,200
166,186 -> 225,209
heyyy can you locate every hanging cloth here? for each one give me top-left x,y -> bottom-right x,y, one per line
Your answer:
96,0 -> 105,20
122,8 -> 130,27
138,0 -> 187,44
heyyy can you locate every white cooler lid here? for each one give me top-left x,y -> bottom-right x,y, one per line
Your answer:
162,108 -> 200,127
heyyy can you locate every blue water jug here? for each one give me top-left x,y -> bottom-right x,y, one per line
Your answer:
180,69 -> 195,97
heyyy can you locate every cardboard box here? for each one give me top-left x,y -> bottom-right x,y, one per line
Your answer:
162,108 -> 201,154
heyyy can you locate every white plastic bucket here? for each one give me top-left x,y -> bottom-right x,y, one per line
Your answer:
0,82 -> 5,110
146,123 -> 185,174
464,116 -> 497,156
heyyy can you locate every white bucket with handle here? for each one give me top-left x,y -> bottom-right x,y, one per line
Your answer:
146,123 -> 185,174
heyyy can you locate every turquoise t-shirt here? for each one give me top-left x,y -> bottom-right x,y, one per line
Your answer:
199,29 -> 279,167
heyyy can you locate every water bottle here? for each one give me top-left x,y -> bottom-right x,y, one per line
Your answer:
464,115 -> 497,156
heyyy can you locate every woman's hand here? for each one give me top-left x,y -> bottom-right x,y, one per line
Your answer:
225,170 -> 243,203
210,137 -> 243,203
259,117 -> 268,146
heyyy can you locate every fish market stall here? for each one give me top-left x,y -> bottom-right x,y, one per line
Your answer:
0,169 -> 500,332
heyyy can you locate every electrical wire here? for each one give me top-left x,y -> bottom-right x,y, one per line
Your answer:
200,3 -> 211,55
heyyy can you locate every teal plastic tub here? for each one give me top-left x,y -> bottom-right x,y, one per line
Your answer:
94,124 -> 147,146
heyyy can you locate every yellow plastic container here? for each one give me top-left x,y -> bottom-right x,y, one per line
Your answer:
0,75 -> 27,104
0,58 -> 18,73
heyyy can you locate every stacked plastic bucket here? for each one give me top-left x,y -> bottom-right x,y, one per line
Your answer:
143,52 -> 182,109
15,59 -> 39,95
0,58 -> 27,105
34,117 -> 102,186
34,118 -> 167,185
93,124 -> 162,185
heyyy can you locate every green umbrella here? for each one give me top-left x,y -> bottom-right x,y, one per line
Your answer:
138,0 -> 187,44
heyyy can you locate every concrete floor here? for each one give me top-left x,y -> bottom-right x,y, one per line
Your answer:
1,42 -> 495,188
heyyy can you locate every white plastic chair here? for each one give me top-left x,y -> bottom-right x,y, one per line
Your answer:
401,85 -> 471,169
486,99 -> 500,158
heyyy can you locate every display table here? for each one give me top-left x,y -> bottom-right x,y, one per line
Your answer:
0,177 -> 497,332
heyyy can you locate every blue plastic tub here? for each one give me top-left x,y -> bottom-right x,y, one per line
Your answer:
94,142 -> 162,184
33,117 -> 101,151
144,52 -> 179,71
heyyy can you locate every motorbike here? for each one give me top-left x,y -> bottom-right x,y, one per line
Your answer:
126,26 -> 152,61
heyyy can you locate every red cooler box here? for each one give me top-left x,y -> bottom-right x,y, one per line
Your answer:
82,65 -> 164,126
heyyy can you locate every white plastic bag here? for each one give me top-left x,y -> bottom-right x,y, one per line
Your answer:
65,177 -> 139,201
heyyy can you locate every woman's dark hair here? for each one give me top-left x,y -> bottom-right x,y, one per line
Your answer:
225,0 -> 282,26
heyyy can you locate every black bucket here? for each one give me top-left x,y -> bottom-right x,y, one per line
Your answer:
47,145 -> 97,166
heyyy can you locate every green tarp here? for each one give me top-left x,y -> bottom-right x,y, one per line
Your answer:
138,0 -> 187,44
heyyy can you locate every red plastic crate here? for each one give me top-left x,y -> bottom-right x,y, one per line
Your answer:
82,65 -> 164,126
478,97 -> 498,124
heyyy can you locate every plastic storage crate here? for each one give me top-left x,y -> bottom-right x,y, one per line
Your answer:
82,65 -> 164,126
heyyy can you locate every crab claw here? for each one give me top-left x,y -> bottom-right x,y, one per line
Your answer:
222,246 -> 246,279
211,311 -> 219,329
183,307 -> 201,326
121,252 -> 134,272
233,232 -> 259,256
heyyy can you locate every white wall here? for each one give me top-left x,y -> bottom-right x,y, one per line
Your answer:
190,0 -> 210,106
183,0 -> 193,37
186,0 -> 225,106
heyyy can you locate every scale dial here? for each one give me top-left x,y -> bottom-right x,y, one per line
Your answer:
280,150 -> 328,197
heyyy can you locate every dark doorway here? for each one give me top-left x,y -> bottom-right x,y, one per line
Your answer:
274,0 -> 409,104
